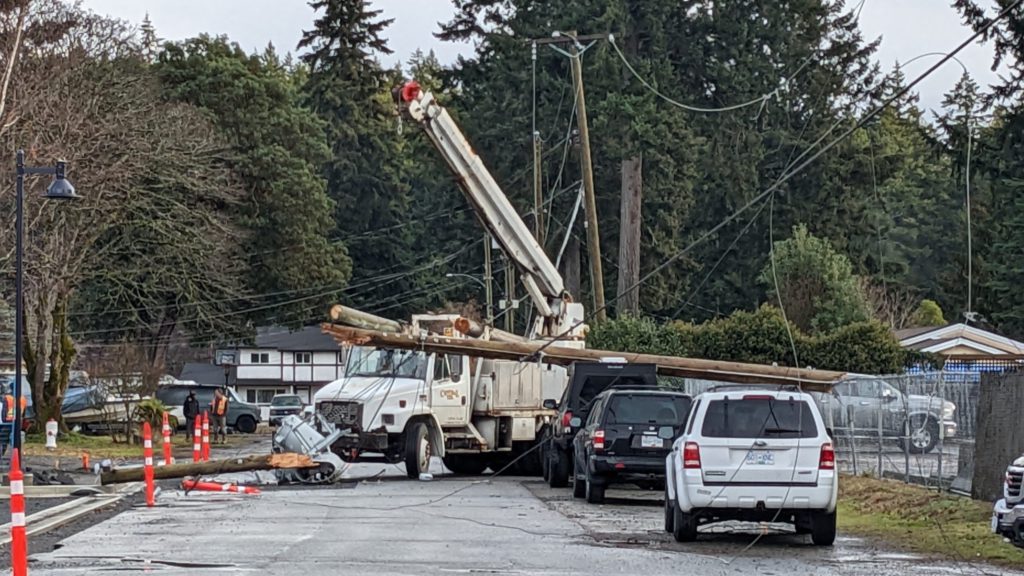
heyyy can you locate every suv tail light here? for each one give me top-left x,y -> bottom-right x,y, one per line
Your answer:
593,430 -> 605,451
683,442 -> 701,469
561,411 -> 573,429
819,442 -> 835,470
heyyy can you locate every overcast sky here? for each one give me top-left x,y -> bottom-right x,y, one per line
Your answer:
81,0 -> 1007,114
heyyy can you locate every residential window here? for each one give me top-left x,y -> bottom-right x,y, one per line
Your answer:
246,389 -> 257,404
295,352 -> 312,364
250,353 -> 270,364
258,389 -> 286,404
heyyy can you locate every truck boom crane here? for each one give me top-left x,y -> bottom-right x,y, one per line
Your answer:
396,81 -> 585,341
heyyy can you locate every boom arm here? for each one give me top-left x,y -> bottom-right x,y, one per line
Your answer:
397,81 -> 585,339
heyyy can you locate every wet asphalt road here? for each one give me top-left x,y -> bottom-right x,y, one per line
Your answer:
23,458 -> 1024,576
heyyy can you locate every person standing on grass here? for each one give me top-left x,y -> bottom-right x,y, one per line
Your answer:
183,390 -> 200,441
211,388 -> 229,444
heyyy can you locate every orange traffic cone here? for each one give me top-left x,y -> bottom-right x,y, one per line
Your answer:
181,478 -> 260,495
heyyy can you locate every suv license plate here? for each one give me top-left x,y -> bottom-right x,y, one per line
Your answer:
641,436 -> 662,448
746,451 -> 775,465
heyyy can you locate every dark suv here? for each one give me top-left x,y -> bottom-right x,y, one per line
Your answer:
571,388 -> 692,504
155,385 -> 262,434
543,362 -> 658,488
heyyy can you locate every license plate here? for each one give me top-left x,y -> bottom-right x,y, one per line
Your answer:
745,451 -> 775,465
641,435 -> 662,448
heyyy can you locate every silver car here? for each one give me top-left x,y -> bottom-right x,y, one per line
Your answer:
814,377 -> 956,454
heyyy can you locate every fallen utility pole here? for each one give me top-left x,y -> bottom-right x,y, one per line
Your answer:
453,317 -> 527,343
322,323 -> 845,390
330,304 -> 403,332
100,453 -> 316,485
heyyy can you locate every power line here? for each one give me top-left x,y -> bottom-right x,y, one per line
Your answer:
608,34 -> 813,114
524,0 -> 1023,362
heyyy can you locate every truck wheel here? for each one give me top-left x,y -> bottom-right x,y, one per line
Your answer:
664,486 -> 675,533
572,462 -> 586,499
548,448 -> 570,488
672,503 -> 698,542
810,511 -> 837,546
443,454 -> 488,475
585,473 -> 605,504
404,422 -> 432,479
903,416 -> 939,454
235,415 -> 257,434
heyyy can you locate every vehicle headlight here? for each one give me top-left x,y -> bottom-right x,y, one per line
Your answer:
943,402 -> 955,419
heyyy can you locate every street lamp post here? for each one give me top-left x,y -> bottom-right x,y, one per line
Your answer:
445,272 -> 493,327
13,149 -> 78,461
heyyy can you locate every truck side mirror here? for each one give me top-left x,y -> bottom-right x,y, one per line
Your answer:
543,399 -> 558,410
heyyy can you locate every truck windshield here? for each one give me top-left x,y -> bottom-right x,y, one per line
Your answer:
346,347 -> 427,379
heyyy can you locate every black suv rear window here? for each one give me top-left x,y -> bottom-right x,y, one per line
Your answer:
701,398 -> 818,438
605,394 -> 691,425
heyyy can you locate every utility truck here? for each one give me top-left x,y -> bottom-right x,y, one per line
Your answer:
314,81 -> 587,478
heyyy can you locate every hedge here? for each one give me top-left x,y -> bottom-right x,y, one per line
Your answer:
587,305 -> 908,374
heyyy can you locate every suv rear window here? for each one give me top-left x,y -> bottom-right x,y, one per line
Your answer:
605,394 -> 691,425
701,398 -> 818,439
577,376 -> 650,408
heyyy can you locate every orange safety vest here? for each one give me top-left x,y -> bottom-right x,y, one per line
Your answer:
3,395 -> 25,423
213,396 -> 228,416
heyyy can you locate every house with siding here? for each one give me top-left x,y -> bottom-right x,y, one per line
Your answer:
180,326 -> 346,416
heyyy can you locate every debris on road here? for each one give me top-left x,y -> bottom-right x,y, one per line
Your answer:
271,414 -> 347,484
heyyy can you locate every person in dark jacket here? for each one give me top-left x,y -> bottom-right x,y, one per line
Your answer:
183,390 -> 200,441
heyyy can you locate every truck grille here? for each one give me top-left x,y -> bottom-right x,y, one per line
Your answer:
319,401 -> 363,429
1008,469 -> 1023,498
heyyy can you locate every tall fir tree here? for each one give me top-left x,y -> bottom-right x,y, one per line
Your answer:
299,0 -> 420,317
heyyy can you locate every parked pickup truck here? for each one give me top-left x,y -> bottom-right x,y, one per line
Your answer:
993,455 -> 1024,547
812,376 -> 956,454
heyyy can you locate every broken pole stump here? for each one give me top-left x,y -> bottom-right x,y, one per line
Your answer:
100,453 -> 317,485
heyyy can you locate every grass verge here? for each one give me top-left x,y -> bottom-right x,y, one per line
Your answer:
839,475 -> 1024,568
21,431 -> 251,460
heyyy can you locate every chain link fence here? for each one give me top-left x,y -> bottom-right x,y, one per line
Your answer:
673,369 -> 983,493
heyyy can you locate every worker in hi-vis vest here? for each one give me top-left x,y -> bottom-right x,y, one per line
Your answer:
211,388 -> 229,444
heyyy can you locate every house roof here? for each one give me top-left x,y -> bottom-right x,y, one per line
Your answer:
893,325 -> 943,341
896,323 -> 1024,356
248,325 -> 340,352
180,363 -> 230,386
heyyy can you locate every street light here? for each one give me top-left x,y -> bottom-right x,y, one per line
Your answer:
445,273 -> 493,327
12,149 -> 79,461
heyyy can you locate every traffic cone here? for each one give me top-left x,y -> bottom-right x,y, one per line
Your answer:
193,416 -> 202,463
143,422 -> 155,507
10,448 -> 27,576
181,478 -> 260,495
201,411 -> 210,462
161,411 -> 173,465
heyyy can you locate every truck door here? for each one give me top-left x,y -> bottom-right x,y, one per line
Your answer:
431,354 -> 470,425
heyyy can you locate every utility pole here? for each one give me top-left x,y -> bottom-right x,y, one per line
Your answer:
533,132 -> 544,244
532,41 -> 545,246
569,34 -> 606,321
534,31 -> 609,322
617,31 -> 643,317
484,234 -> 494,327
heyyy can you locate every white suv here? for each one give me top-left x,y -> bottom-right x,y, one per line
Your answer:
664,389 -> 838,545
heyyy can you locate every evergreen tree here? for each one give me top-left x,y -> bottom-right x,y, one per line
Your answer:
299,0 -> 418,316
156,36 -> 351,326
